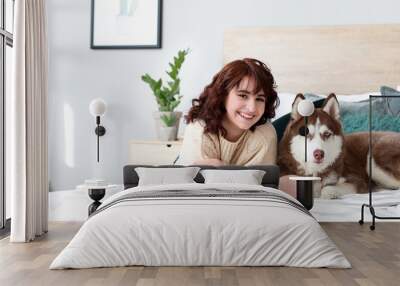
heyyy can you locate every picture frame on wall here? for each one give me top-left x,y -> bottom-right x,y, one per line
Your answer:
90,0 -> 162,49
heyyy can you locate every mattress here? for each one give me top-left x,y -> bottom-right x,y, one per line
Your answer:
50,183 -> 350,269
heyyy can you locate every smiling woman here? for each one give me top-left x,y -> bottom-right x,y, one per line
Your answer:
176,58 -> 279,166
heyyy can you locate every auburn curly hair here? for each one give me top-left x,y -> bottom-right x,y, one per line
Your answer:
185,58 -> 279,136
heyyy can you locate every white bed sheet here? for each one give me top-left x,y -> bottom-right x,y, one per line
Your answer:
50,183 -> 350,269
313,189 -> 400,222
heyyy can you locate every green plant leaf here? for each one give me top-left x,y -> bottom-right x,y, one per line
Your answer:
169,101 -> 180,111
141,48 -> 190,112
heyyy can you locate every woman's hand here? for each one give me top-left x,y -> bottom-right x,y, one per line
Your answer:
194,159 -> 226,166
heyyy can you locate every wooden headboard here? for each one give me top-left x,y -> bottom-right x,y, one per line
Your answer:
223,24 -> 400,94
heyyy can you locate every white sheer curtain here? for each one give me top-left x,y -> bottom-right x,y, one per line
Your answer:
9,0 -> 48,242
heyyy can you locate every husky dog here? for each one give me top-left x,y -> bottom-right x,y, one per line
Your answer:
278,93 -> 400,199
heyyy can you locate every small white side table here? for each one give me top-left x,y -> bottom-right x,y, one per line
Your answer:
129,140 -> 182,165
289,176 -> 321,210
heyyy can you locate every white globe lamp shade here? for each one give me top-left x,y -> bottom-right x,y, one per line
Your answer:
89,98 -> 107,117
297,99 -> 315,117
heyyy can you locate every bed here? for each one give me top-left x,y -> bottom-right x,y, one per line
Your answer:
50,165 -> 350,269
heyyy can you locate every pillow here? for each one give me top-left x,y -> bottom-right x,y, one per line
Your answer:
341,113 -> 400,134
301,93 -> 389,124
341,87 -> 400,133
381,86 -> 400,116
200,169 -> 266,185
333,91 -> 381,102
123,165 -> 280,189
135,167 -> 200,186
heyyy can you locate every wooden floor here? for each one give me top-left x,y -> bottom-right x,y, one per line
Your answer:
0,222 -> 399,286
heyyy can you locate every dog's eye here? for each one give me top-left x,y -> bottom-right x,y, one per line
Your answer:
323,132 -> 331,138
299,126 -> 309,136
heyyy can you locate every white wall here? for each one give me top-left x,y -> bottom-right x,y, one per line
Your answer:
48,0 -> 400,190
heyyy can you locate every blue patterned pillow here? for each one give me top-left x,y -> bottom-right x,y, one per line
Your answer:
342,87 -> 400,133
342,114 -> 400,133
380,86 -> 400,116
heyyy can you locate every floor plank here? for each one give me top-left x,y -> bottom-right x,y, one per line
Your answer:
0,222 -> 399,286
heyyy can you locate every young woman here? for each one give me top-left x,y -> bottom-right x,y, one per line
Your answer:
176,58 -> 279,166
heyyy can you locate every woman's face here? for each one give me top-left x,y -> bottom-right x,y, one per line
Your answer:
223,76 -> 266,132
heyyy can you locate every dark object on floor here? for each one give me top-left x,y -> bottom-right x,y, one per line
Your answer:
88,188 -> 105,216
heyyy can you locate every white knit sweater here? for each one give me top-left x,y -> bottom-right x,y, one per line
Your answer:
176,120 -> 277,166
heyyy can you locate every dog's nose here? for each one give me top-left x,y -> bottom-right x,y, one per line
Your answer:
313,149 -> 325,161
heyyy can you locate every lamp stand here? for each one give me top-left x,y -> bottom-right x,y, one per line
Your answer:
304,116 -> 308,163
94,116 -> 106,162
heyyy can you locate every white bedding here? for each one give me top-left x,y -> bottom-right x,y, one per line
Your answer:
50,183 -> 351,269
313,189 -> 400,222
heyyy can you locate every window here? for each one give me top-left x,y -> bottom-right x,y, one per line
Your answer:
0,0 -> 14,234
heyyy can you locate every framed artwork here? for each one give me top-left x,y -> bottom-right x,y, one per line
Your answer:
90,0 -> 162,49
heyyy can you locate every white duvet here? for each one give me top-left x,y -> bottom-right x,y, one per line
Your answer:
50,183 -> 350,269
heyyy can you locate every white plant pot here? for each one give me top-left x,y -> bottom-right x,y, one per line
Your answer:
159,126 -> 177,141
153,111 -> 182,141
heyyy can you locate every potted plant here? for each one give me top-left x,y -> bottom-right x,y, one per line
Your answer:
142,49 -> 189,141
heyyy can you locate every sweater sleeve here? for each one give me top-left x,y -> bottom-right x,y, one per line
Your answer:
244,123 -> 278,166
176,121 -> 220,165
175,122 -> 205,165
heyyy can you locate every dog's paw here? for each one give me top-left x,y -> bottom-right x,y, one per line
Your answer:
320,185 -> 341,199
312,181 -> 322,198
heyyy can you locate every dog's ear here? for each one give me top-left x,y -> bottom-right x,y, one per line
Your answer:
291,93 -> 306,120
322,93 -> 340,120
